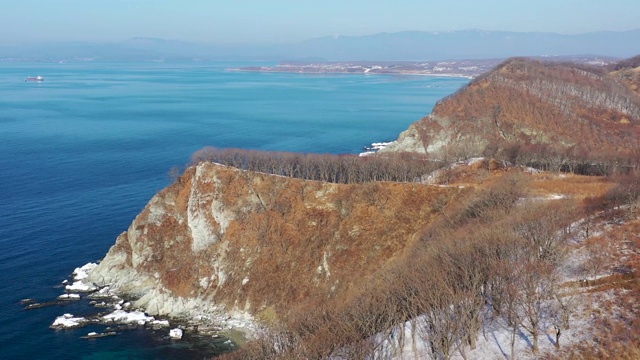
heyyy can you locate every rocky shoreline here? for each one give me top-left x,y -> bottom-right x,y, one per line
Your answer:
84,256 -> 258,337
24,262 -> 241,354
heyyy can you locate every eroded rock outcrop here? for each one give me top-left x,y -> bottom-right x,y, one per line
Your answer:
89,162 -> 464,330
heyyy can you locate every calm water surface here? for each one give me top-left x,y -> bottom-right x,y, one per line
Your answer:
0,61 -> 468,359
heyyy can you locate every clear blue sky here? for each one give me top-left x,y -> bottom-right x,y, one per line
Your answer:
2,0 -> 639,44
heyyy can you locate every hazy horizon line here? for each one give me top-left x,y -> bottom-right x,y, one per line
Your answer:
3,28 -> 640,47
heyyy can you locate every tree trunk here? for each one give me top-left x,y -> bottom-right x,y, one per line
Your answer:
510,325 -> 517,360
459,344 -> 468,360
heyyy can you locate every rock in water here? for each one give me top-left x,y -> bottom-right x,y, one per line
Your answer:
51,314 -> 88,329
169,328 -> 183,340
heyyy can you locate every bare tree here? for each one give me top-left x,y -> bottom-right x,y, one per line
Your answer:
517,261 -> 557,354
584,236 -> 611,280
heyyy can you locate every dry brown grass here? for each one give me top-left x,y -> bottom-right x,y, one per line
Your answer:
529,173 -> 615,199
437,160 -> 616,202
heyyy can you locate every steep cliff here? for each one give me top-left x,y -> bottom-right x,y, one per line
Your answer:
382,57 -> 640,158
88,162 -> 464,328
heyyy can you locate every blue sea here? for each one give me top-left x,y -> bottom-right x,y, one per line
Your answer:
0,61 -> 468,359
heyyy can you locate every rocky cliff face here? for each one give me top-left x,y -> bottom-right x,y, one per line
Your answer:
381,57 -> 640,158
88,162 -> 463,328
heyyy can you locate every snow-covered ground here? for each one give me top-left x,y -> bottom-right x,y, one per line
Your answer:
358,296 -> 594,360
378,212 -> 633,359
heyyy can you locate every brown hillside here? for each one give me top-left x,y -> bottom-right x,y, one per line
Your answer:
383,57 -> 640,159
89,162 -> 467,321
220,165 -> 640,359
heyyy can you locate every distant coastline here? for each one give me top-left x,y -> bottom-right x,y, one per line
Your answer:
228,56 -> 618,78
228,60 -> 499,78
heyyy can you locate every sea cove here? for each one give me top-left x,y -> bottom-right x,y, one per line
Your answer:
0,62 -> 468,359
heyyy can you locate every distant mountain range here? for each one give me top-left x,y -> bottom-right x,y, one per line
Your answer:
2,29 -> 639,62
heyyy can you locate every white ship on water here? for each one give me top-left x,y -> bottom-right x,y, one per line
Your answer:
24,76 -> 44,82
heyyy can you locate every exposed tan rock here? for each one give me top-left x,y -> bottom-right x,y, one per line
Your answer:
89,162 -> 464,330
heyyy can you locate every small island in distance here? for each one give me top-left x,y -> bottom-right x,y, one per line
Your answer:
231,56 -> 617,78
